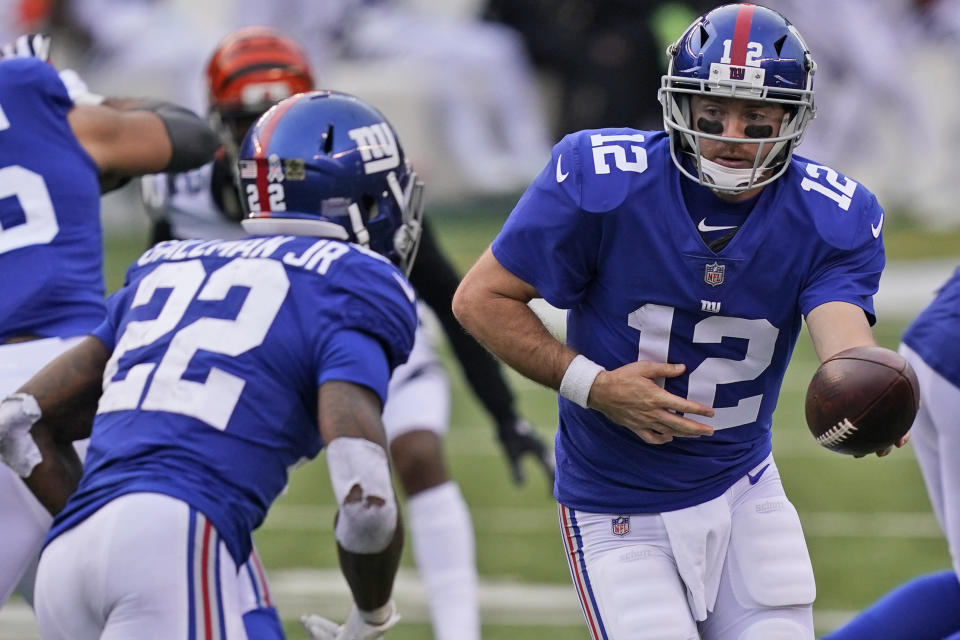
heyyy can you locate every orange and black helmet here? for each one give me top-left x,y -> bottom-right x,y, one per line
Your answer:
206,26 -> 314,123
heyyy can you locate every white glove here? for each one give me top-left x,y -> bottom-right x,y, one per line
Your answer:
301,602 -> 400,640
0,33 -> 51,61
0,393 -> 43,478
57,68 -> 104,105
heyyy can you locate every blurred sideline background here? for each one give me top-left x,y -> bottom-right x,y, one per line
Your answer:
2,0 -> 960,638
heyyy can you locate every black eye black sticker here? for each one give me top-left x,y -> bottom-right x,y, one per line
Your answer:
745,125 -> 773,138
697,118 -> 723,135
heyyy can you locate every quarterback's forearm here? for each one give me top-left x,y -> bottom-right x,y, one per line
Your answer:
453,248 -> 575,391
806,301 -> 877,362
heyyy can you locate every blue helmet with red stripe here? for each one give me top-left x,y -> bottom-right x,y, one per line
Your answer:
237,90 -> 424,274
659,3 -> 816,193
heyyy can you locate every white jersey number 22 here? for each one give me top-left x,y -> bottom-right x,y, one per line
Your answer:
98,258 -> 289,430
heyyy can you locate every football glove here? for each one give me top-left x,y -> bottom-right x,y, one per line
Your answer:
0,33 -> 51,61
0,32 -> 103,105
301,602 -> 400,640
497,417 -> 555,486
0,393 -> 43,478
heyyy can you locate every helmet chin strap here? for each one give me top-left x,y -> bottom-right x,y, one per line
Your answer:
347,203 -> 370,246
697,157 -> 759,192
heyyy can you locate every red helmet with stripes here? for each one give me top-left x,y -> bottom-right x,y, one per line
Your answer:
660,3 -> 816,193
205,26 -> 315,152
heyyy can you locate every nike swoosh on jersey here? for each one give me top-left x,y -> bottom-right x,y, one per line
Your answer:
697,218 -> 738,233
747,463 -> 770,485
871,213 -> 884,238
556,154 -> 569,183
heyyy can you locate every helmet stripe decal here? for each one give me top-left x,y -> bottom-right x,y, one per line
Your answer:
253,92 -> 310,215
730,3 -> 756,66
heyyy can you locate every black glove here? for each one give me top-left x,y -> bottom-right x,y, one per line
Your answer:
497,418 -> 555,486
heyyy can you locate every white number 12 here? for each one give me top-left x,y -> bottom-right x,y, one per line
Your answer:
627,303 -> 779,430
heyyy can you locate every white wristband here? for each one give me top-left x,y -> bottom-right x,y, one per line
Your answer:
559,355 -> 605,409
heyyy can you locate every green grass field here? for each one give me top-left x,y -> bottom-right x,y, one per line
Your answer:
101,203 -> 955,639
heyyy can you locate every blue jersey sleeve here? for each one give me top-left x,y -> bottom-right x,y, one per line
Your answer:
90,286 -> 132,351
1,57 -> 72,113
323,252 -> 418,372
800,190 -> 885,324
491,132 -> 607,309
316,329 -> 391,405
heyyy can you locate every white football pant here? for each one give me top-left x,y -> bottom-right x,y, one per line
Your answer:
0,337 -> 83,608
560,454 -> 816,640
35,492 -> 247,640
900,344 -> 960,579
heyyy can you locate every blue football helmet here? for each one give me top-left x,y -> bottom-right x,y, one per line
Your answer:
238,90 -> 424,274
660,3 -> 816,193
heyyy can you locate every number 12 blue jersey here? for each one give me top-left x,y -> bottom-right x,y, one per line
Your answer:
493,129 -> 885,513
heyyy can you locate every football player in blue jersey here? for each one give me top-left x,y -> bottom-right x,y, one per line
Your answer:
141,26 -> 554,640
0,36 -> 218,624
0,90 -> 424,640
454,3 -> 906,639
822,272 -> 960,639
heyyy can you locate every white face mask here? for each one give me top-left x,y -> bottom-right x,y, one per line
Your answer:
696,156 -> 761,193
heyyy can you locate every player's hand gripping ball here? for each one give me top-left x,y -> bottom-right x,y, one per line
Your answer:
805,346 -> 919,457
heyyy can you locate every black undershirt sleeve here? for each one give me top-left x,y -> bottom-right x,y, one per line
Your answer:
408,219 -> 517,427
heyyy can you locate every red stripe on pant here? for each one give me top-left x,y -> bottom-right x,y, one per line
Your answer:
560,505 -> 603,640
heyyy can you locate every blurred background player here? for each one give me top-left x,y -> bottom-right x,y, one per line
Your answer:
230,0 -> 552,196
0,34 -> 218,624
454,4 -> 905,638
0,90 -> 424,640
822,268 -> 960,639
139,26 -> 554,639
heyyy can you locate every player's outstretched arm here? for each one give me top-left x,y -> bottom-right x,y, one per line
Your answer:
317,380 -> 403,630
806,301 -> 907,457
806,301 -> 877,362
453,248 -> 715,445
0,336 -> 109,514
68,97 -> 218,191
0,31 -> 216,188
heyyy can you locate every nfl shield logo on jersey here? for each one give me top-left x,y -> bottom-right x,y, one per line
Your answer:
704,262 -> 725,287
611,516 -> 630,537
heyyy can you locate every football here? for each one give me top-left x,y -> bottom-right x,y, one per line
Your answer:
804,345 -> 920,457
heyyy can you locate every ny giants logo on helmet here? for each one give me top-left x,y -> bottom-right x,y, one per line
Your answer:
348,123 -> 400,174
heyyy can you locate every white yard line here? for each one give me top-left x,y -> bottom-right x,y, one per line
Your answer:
0,569 -> 860,639
259,504 -> 941,539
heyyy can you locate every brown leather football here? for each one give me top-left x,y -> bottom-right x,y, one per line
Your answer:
804,345 -> 920,456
